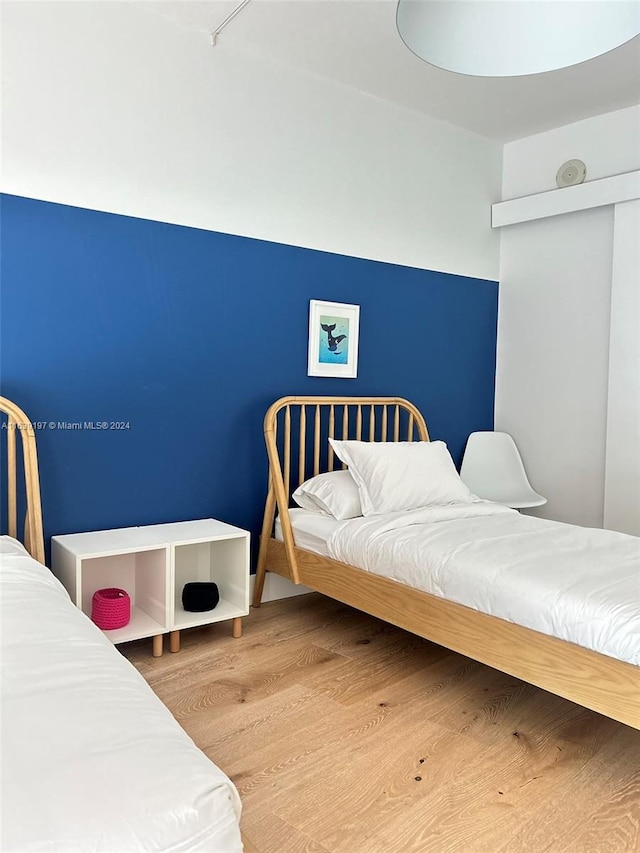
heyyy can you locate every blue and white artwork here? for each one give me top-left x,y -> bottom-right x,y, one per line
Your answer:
308,299 -> 360,378
318,314 -> 350,365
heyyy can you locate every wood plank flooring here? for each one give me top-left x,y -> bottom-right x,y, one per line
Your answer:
123,594 -> 640,853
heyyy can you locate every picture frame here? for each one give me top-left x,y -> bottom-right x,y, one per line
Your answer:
307,300 -> 360,379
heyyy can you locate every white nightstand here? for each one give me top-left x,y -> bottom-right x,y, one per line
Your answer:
51,519 -> 250,656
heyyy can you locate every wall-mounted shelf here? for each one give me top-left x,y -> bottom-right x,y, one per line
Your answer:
492,169 -> 640,228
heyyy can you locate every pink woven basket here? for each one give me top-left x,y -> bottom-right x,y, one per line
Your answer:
91,587 -> 131,630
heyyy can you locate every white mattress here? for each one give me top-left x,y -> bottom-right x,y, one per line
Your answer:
325,503 -> 640,665
275,508 -> 341,557
0,536 -> 243,853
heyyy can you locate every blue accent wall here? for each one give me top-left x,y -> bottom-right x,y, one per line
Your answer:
1,194 -> 498,557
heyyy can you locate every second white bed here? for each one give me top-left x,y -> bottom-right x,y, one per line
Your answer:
277,504 -> 640,666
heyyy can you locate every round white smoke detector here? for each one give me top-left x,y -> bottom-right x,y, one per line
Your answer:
556,160 -> 587,188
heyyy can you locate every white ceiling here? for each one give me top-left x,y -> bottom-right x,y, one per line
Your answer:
141,0 -> 640,142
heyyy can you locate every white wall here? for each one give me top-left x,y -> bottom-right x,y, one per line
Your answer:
496,107 -> 640,529
604,200 -> 640,536
1,1 -> 501,281
496,207 -> 614,527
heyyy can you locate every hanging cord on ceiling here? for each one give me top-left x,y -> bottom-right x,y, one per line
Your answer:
210,0 -> 253,46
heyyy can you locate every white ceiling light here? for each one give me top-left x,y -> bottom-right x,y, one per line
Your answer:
396,1 -> 640,77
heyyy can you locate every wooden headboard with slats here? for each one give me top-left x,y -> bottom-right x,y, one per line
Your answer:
256,396 -> 429,591
0,397 -> 45,564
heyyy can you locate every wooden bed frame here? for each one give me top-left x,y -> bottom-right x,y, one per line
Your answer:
253,396 -> 640,730
1,396 -> 45,564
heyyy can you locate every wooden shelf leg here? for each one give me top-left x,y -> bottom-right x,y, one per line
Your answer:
152,634 -> 163,657
169,630 -> 181,653
232,617 -> 243,638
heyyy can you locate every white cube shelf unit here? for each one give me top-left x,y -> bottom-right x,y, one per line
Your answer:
52,519 -> 250,656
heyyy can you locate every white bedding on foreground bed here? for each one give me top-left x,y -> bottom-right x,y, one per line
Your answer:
280,503 -> 640,666
0,536 -> 243,853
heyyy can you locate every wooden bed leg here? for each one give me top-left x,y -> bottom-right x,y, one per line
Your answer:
152,634 -> 163,657
252,560 -> 268,609
169,631 -> 180,653
232,617 -> 243,638
253,481 -> 276,607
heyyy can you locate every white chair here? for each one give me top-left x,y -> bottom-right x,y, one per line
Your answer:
460,431 -> 547,509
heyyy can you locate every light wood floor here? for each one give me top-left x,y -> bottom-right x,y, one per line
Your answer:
124,594 -> 640,853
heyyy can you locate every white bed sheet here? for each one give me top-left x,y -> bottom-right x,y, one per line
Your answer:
275,508 -> 341,558
326,503 -> 640,666
0,536 -> 243,853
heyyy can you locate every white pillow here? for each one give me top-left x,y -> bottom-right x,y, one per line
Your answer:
292,470 -> 363,520
328,438 -> 475,516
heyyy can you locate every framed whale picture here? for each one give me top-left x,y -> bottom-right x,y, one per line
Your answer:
308,300 -> 360,378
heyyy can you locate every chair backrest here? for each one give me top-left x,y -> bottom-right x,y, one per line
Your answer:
460,431 -> 546,508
